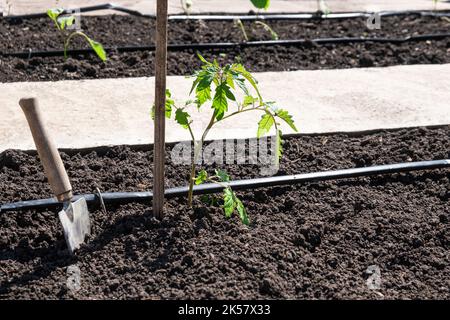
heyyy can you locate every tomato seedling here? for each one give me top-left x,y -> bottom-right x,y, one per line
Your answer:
317,0 -> 331,16
47,8 -> 107,61
153,54 -> 297,224
235,0 -> 278,41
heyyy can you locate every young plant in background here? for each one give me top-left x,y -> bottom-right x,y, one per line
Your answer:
235,0 -> 278,41
317,0 -> 331,16
181,0 -> 193,15
47,8 -> 106,61
152,54 -> 297,225
432,0 -> 441,11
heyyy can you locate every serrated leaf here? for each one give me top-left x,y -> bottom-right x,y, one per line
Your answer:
165,90 -> 174,119
235,77 -> 250,96
175,108 -> 191,129
226,73 -> 235,89
150,104 -> 155,120
193,68 -> 216,107
223,187 -> 236,218
151,91 -> 173,120
223,84 -> 236,101
215,169 -> 230,182
275,109 -> 298,132
165,103 -> 173,118
250,0 -> 271,10
232,64 -> 262,101
212,83 -> 229,120
235,197 -> 249,225
195,169 -> 208,185
196,86 -> 211,108
243,95 -> 258,107
257,113 -> 274,138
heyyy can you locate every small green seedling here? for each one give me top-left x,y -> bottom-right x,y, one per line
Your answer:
432,0 -> 440,11
47,8 -> 106,61
317,0 -> 331,16
235,0 -> 278,41
235,19 -> 279,41
181,0 -> 193,15
152,54 -> 297,225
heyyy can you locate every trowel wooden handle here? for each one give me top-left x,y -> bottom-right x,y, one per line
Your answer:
19,98 -> 73,202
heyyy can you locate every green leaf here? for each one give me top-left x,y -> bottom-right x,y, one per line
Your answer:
223,187 -> 236,218
150,105 -> 155,120
47,8 -> 64,21
243,95 -> 258,107
57,16 -> 75,29
212,83 -> 229,120
196,86 -> 211,108
197,52 -> 209,64
232,64 -> 262,101
250,0 -> 271,10
165,90 -> 174,119
226,73 -> 235,89
275,109 -> 298,132
223,84 -> 236,101
235,197 -> 249,225
193,67 -> 217,107
257,113 -> 275,138
151,89 -> 173,120
86,37 -> 107,62
195,170 -> 208,185
215,169 -> 230,182
234,78 -> 250,96
175,108 -> 191,129
223,187 -> 250,225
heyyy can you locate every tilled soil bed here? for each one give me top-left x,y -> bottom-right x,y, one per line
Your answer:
0,126 -> 449,299
2,14 -> 450,52
1,14 -> 450,82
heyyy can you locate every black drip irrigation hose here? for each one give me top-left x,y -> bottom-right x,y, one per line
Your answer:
1,159 -> 449,213
3,33 -> 450,59
3,3 -> 149,20
3,3 -> 450,20
169,10 -> 450,21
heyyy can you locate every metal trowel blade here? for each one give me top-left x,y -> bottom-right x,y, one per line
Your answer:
58,197 -> 91,254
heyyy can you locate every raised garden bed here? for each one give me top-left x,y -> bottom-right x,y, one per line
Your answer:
1,126 -> 449,299
1,14 -> 450,82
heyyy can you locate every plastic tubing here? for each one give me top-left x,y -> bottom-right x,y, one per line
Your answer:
1,159 -> 449,213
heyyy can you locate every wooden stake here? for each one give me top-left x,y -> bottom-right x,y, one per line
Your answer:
153,0 -> 168,219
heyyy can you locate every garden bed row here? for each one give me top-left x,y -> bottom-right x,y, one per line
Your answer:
1,14 -> 450,82
1,126 -> 449,299
1,39 -> 449,82
2,14 -> 450,51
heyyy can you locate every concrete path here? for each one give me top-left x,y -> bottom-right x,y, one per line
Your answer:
2,0 -> 450,16
1,64 -> 449,152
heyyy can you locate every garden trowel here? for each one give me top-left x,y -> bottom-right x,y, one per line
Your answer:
19,97 -> 91,254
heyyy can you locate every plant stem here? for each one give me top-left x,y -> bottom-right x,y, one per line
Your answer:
235,19 -> 249,42
187,112 -> 217,206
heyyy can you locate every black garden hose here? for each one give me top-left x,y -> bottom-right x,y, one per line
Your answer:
1,159 -> 449,213
2,3 -> 149,19
3,3 -> 450,20
3,33 -> 450,59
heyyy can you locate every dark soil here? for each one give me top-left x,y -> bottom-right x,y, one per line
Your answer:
1,15 -> 450,82
0,126 -> 449,299
1,14 -> 450,52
